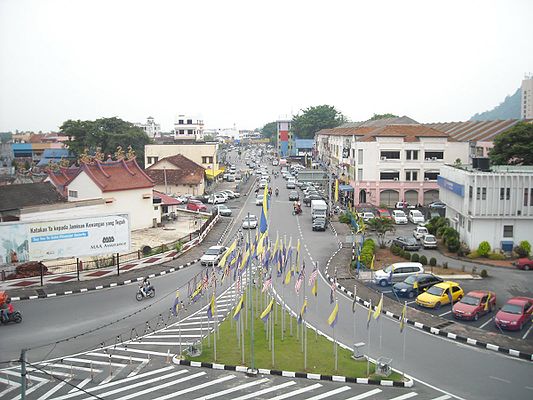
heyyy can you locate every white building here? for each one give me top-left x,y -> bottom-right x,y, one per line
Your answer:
135,116 -> 161,139
173,114 -> 204,141
438,163 -> 533,251
521,74 -> 533,119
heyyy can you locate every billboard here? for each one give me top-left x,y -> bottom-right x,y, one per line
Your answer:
0,213 -> 130,264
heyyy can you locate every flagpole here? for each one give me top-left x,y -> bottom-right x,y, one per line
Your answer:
402,301 -> 407,378
281,278 -> 285,341
214,295 -> 217,362
271,296 -> 275,367
304,296 -> 308,366
178,311 -> 182,359
334,300 -> 338,371
353,284 -> 357,349
367,299 -> 371,377
379,294 -> 383,350
315,261 -> 319,342
241,311 -> 245,364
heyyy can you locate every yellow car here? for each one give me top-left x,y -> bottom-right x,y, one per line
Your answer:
415,281 -> 464,309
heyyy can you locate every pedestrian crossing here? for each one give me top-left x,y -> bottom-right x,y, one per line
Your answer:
0,280 -> 451,400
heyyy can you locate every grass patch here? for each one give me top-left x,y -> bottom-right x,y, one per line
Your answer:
186,291 -> 403,381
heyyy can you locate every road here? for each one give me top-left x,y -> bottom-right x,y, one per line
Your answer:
1,147 -> 532,399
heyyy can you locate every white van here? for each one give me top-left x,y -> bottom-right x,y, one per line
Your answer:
373,262 -> 424,287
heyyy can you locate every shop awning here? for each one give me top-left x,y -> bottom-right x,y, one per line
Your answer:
205,168 -> 225,179
153,190 -> 181,206
339,184 -> 354,192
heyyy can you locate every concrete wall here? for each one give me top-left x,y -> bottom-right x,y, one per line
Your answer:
145,144 -> 218,170
67,171 -> 103,201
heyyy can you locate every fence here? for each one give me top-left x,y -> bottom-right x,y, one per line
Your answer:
1,213 -> 218,282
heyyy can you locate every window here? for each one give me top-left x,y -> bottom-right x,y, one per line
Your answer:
380,151 -> 400,160
467,220 -> 471,232
68,190 -> 78,198
469,186 -> 473,199
476,187 -> 480,200
423,171 -> 439,181
503,225 -> 513,238
380,171 -> 400,180
531,188 -> 533,206
506,188 -> 510,200
147,156 -> 158,164
179,129 -> 185,134
357,168 -> 363,181
178,119 -> 184,124
452,286 -> 462,293
406,150 -> 419,160
482,187 -> 487,200
358,149 -> 363,164
405,170 -> 418,181
524,188 -> 529,206
500,188 -> 505,200
424,151 -> 444,160
187,119 -> 192,124
188,129 -> 194,134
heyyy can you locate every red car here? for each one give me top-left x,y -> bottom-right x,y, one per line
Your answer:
186,199 -> 207,212
514,258 -> 533,271
452,290 -> 496,321
495,297 -> 533,331
376,208 -> 392,219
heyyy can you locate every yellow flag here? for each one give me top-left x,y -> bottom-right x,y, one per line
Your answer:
240,249 -> 249,270
260,298 -> 274,321
327,302 -> 339,327
296,239 -> 301,273
312,278 -> 318,296
373,294 -> 383,320
484,293 -> 490,311
219,239 -> 237,270
284,268 -> 291,285
370,254 -> 375,270
400,301 -> 407,333
334,179 -> 339,202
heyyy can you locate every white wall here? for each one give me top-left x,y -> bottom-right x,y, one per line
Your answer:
67,171 -> 103,201
104,188 -> 154,231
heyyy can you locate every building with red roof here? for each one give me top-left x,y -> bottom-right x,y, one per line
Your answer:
146,154 -> 205,196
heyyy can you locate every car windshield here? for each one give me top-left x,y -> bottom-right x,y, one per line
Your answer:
460,295 -> 480,306
205,248 -> 220,255
424,235 -> 436,242
395,211 -> 406,217
418,228 -> 428,233
244,216 -> 257,221
384,265 -> 394,273
501,303 -> 523,315
427,286 -> 444,296
380,210 -> 391,217
404,275 -> 417,284
218,205 -> 229,210
412,211 -> 423,217
257,195 -> 264,200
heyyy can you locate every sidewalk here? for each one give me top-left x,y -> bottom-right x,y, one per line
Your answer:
327,220 -> 533,358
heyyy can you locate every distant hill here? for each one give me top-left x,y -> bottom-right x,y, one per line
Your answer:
470,88 -> 521,121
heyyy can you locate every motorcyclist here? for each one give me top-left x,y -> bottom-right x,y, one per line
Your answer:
141,277 -> 152,296
275,188 -> 279,197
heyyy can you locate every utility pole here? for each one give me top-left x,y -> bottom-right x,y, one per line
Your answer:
20,349 -> 26,399
246,212 -> 255,372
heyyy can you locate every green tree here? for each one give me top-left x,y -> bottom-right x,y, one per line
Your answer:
291,105 -> 346,139
369,113 -> 398,121
489,122 -> 533,165
0,132 -> 12,143
260,121 -> 277,139
365,217 -> 396,248
60,117 -> 152,167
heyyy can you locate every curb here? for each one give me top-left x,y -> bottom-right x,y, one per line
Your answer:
10,215 -> 221,302
171,357 -> 414,388
323,255 -> 533,362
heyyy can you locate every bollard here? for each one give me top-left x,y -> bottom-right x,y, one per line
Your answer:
166,349 -> 170,364
90,361 -> 94,381
129,355 -> 132,365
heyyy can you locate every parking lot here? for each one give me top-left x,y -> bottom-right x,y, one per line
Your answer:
362,219 -> 533,342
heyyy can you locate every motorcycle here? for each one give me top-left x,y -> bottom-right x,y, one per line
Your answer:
292,206 -> 303,216
136,284 -> 155,301
275,189 -> 279,197
1,310 -> 22,324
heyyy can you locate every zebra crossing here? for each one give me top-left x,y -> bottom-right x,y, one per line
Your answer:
1,283 -> 451,399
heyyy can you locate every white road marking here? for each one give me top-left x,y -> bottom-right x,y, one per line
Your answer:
429,395 -> 452,400
344,388 -> 383,400
388,393 -> 418,400
478,319 -> 493,329
407,301 -> 416,305
114,347 -> 175,357
149,374 -> 236,400
0,385 -> 18,398
129,341 -> 193,346
489,376 -> 511,384
86,352 -> 146,362
8,380 -> 47,400
522,324 -> 532,340
127,360 -> 149,377
302,385 -> 351,400
382,290 -> 392,294
36,378 -> 70,400
63,357 -> 124,367
68,377 -> 91,393
439,311 -> 452,317
147,334 -> 202,339
52,366 -> 179,400
100,364 -> 127,385
232,381 -> 297,400
189,377 -> 270,400
268,383 -> 323,399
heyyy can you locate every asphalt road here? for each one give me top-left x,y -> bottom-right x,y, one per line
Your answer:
2,149 -> 532,400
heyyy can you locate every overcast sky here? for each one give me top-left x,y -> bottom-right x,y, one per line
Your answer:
1,0 -> 532,132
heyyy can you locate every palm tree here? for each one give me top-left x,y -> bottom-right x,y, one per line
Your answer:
365,217 -> 396,248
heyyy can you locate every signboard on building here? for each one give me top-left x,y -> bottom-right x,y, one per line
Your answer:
0,213 -> 130,264
437,176 -> 464,197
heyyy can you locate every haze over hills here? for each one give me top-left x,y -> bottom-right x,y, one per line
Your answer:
470,88 -> 521,121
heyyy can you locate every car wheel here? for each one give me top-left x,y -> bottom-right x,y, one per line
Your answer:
519,322 -> 523,330
525,265 -> 531,271
474,313 -> 479,321
379,280 -> 388,287
408,291 -> 415,299
434,302 -> 441,309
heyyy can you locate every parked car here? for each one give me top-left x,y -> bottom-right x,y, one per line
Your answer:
303,194 -> 323,206
255,194 -> 264,205
392,210 -> 408,224
514,258 -> 533,271
376,208 -> 392,219
421,234 -> 438,249
186,199 -> 208,212
362,212 -> 375,222
207,194 -> 226,204
286,181 -> 296,189
312,217 -> 327,231
212,204 -> 232,216
373,262 -> 424,287
393,273 -> 443,299
258,179 -> 268,189
242,214 -> 258,229
272,159 -> 279,166
453,290 -> 497,321
416,281 -> 464,309
413,226 -> 429,240
200,245 -> 228,266
495,297 -> 533,331
288,191 -> 299,201
428,201 -> 446,209
395,201 -> 415,209
392,236 -> 421,251
408,210 -> 425,224
219,190 -> 235,199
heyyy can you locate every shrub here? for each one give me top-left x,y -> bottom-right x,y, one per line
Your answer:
480,269 -> 488,278
442,261 -> 448,269
419,255 -> 428,265
477,241 -> 491,257
175,241 -> 183,252
447,237 -> 460,253
467,251 -> 480,259
514,246 -> 529,258
410,253 -> 420,262
339,212 -> 351,224
429,257 -> 437,266
519,240 -> 531,256
391,244 -> 401,255
488,252 -> 505,260
457,243 -> 470,257
398,249 -> 406,258
403,251 -> 411,260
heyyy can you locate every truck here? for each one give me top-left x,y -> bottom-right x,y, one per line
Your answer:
311,199 -> 328,221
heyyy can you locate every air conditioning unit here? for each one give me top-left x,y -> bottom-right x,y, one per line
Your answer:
431,157 -> 437,161
425,158 -> 431,161
393,177 -> 399,181
424,178 -> 429,181
381,157 -> 387,160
